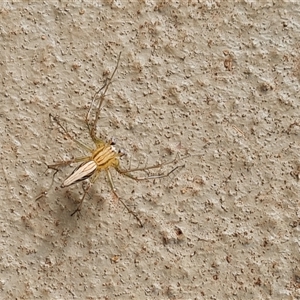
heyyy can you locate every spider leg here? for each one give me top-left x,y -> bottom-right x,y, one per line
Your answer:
49,113 -> 93,153
35,168 -> 59,201
86,52 -> 122,144
47,156 -> 91,171
116,155 -> 184,181
70,182 -> 92,216
70,168 -> 101,216
118,164 -> 184,181
106,169 -> 143,227
36,156 -> 91,201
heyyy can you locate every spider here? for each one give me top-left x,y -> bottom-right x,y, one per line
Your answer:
39,52 -> 183,227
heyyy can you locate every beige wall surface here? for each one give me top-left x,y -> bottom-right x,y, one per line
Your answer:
0,1 -> 299,299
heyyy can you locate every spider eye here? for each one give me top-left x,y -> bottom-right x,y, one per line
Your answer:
110,137 -> 116,145
118,148 -> 126,156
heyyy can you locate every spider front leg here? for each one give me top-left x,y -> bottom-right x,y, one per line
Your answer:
85,52 -> 121,145
115,157 -> 185,181
85,82 -> 107,144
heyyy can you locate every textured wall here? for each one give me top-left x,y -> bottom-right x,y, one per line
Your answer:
0,1 -> 299,299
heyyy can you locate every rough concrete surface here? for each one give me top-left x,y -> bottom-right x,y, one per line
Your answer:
0,1 -> 299,299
